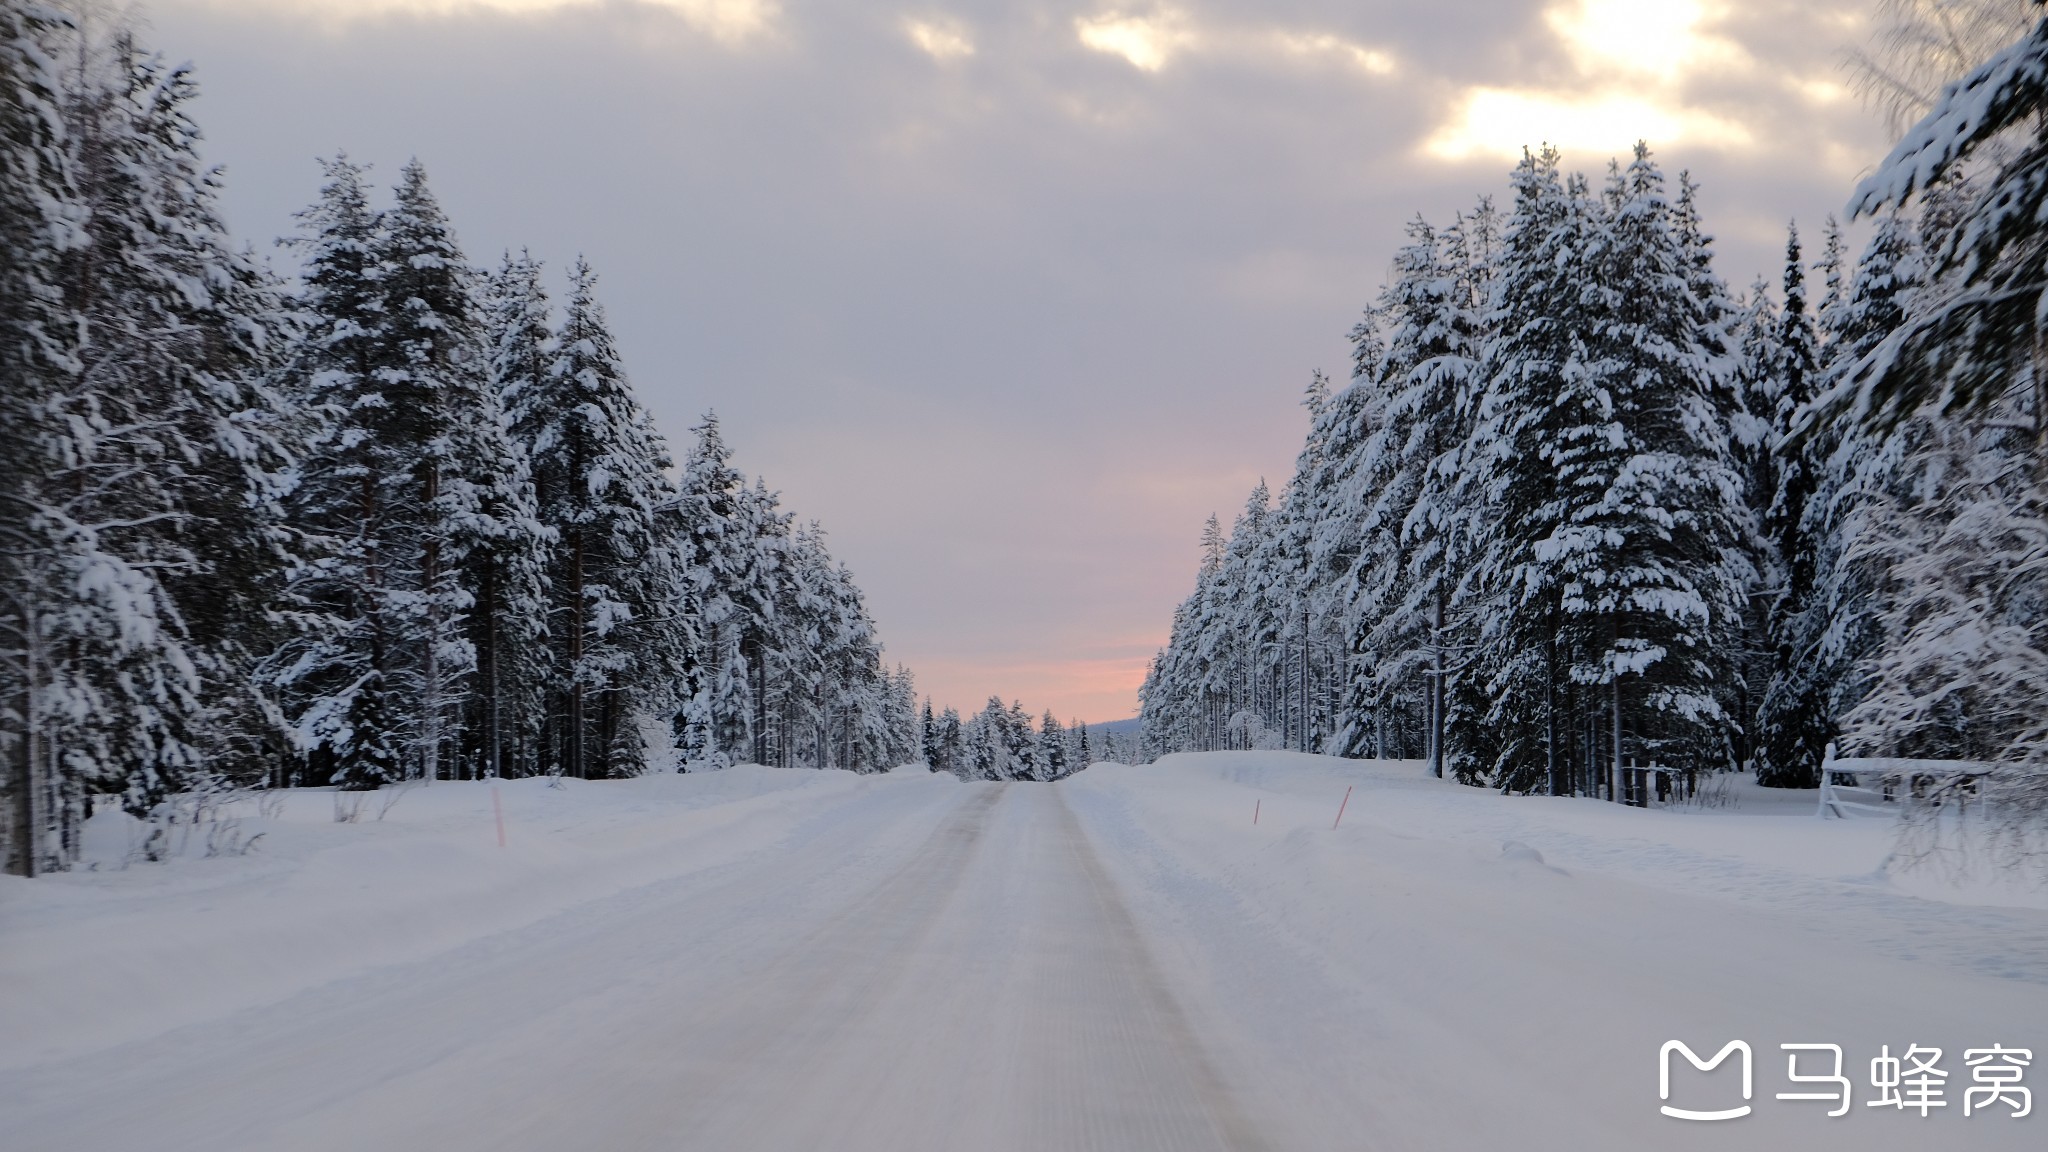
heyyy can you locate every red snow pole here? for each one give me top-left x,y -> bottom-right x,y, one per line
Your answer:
1254,799 -> 1261,825
492,786 -> 507,848
1332,785 -> 1352,830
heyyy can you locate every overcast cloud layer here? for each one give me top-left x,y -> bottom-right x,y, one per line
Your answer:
140,0 -> 1891,721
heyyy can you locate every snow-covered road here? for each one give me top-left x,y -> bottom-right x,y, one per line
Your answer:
5,755 -> 2047,1151
3,782 -> 1260,1152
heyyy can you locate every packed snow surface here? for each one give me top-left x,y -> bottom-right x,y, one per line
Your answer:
4,754 -> 2045,1150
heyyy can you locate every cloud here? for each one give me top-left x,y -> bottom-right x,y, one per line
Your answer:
1425,0 -> 1758,161
1073,9 -> 1396,80
1272,31 -> 1395,76
1427,89 -> 1753,161
282,0 -> 778,45
1075,8 -> 1194,72
904,16 -> 972,61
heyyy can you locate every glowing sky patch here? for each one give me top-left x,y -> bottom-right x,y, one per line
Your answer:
1427,0 -> 1757,162
1075,9 -> 1193,73
1426,88 -> 1753,161
1273,31 -> 1395,76
904,17 -> 973,61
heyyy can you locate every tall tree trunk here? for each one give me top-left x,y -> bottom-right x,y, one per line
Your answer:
421,468 -> 441,786
482,561 -> 500,780
1300,601 -> 1311,753
568,526 -> 585,780
1609,622 -> 1623,804
1428,593 -> 1446,777
1544,634 -> 1558,797
16,602 -> 40,878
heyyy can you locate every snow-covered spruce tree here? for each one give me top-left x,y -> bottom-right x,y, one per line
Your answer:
1276,370 -> 1350,754
772,519 -> 832,767
1139,518 -> 1227,754
465,251 -> 554,779
1754,223 -> 1836,786
1470,145 -> 1749,794
1760,216 -> 1927,789
887,666 -> 919,767
277,160 -> 548,788
267,157 -> 413,790
815,547 -> 891,772
509,257 -> 681,779
935,705 -> 963,776
1830,7 -> 2048,862
670,413 -> 776,768
1349,209 -> 1490,777
965,697 -> 1008,780
1839,5 -> 2048,437
1038,712 -> 1067,780
46,21 -> 296,814
1836,401 -> 2048,872
1464,147 -> 1596,791
0,0 -> 113,874
1724,277 -> 1783,769
374,160 -> 509,786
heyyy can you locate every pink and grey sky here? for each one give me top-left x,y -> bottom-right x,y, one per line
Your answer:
138,0 -> 1894,722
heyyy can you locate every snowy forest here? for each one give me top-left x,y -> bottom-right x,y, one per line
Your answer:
1140,10 -> 2048,845
0,4 -> 984,876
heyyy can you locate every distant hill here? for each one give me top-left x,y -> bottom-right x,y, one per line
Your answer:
1082,718 -> 1141,737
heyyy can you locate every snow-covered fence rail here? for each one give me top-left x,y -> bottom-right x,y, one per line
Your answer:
1817,743 -> 1995,820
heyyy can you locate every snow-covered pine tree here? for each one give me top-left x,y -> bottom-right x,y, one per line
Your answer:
513,257 -> 679,778
374,159 -> 504,787
2,0 -> 102,874
270,156 -> 414,789
885,665 -> 919,768
1466,146 -> 1596,791
937,705 -> 963,776
1580,147 -> 1750,788
1724,277 -> 1782,768
1831,10 -> 2048,856
1352,208 -> 1489,777
465,251 -> 554,778
823,553 -> 890,771
1840,411 -> 2048,824
1038,711 -> 1067,780
1841,5 -> 2048,438
1770,214 -> 1927,782
1471,145 -> 1748,794
49,21 -> 295,811
670,412 -> 757,767
1756,223 -> 1833,786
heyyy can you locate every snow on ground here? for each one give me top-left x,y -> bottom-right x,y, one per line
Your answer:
2,753 -> 2045,1150
0,766 -> 913,1071
1066,753 -> 2048,1150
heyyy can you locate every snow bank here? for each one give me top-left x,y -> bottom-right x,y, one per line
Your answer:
1067,753 -> 2048,1150
0,767 -> 951,1072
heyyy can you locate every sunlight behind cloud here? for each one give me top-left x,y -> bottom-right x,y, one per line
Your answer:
1547,0 -> 1723,79
905,17 -> 973,61
283,0 -> 778,45
1076,9 -> 1194,73
1424,88 -> 1751,161
1273,32 -> 1395,76
1425,0 -> 1754,163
